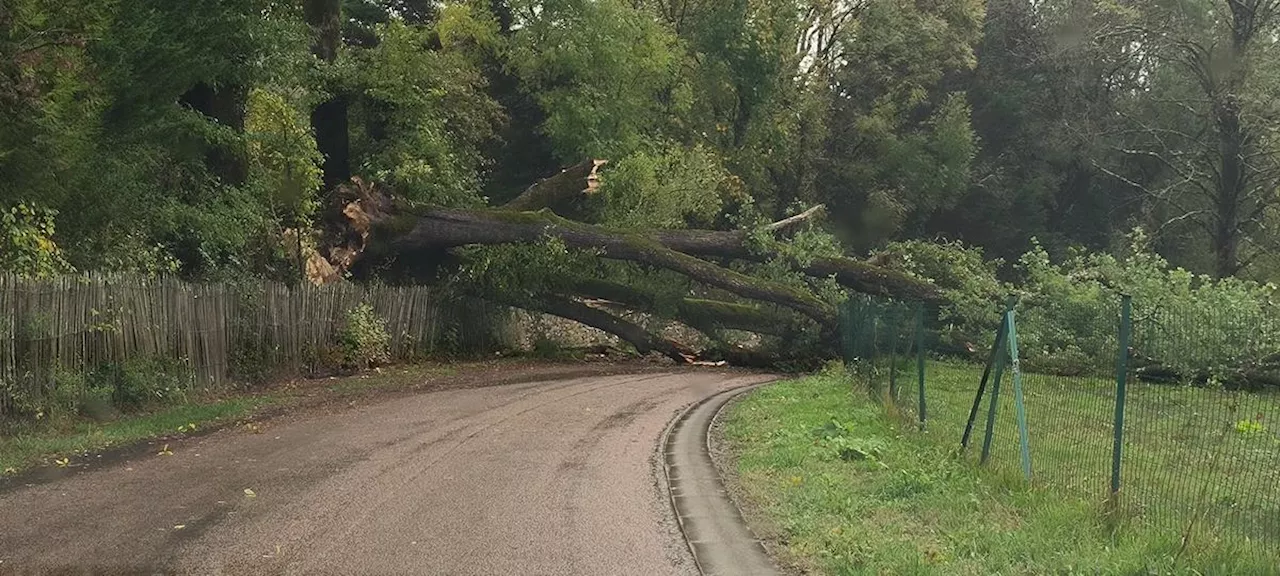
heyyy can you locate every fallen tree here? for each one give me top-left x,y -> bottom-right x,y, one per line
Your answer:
319,165 -> 942,366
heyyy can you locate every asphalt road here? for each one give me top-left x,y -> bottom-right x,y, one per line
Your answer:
0,370 -> 774,576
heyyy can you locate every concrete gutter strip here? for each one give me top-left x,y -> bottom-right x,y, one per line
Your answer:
663,385 -> 781,576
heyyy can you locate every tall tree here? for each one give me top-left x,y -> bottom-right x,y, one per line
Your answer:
811,0 -> 985,249
1101,0 -> 1280,276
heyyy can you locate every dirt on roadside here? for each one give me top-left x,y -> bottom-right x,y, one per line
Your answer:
0,357 -> 684,493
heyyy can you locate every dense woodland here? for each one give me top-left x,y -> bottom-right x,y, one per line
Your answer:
4,0 -> 1280,367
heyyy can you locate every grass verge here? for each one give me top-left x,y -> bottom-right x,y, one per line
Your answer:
720,368 -> 1277,575
0,364 -> 451,476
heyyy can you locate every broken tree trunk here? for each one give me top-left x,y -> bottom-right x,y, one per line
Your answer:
571,279 -> 800,337
380,208 -> 839,328
327,178 -> 938,303
321,179 -> 941,366
511,295 -> 693,362
501,159 -> 606,211
377,208 -> 937,308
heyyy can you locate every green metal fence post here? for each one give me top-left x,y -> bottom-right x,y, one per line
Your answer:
980,314 -> 1010,465
838,298 -> 851,367
962,315 -> 1007,450
1110,295 -> 1133,497
1006,306 -> 1033,481
888,303 -> 901,401
980,296 -> 1018,465
915,301 -> 927,430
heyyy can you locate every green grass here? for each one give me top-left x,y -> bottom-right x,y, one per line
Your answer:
0,364 -> 451,475
722,368 -> 1280,575
0,397 -> 272,473
913,361 -> 1280,560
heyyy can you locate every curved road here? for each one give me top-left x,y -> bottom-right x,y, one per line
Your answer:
0,370 -> 773,575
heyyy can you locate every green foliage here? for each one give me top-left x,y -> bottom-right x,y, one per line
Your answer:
87,357 -> 194,413
49,369 -> 115,421
245,88 -> 323,226
505,0 -> 686,161
593,145 -> 727,229
455,236 -> 597,302
878,239 -> 1006,354
0,203 -> 72,277
1011,230 -> 1280,380
1235,416 -> 1266,437
816,0 -> 984,245
338,303 -> 391,370
350,20 -> 501,208
878,229 -> 1280,383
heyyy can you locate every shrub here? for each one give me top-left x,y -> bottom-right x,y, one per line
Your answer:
878,240 -> 1008,357
89,357 -> 193,412
227,281 -> 270,385
886,230 -> 1280,384
50,368 -> 114,421
1015,231 -> 1280,381
0,203 -> 73,278
339,303 -> 391,370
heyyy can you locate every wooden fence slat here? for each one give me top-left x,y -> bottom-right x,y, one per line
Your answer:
0,275 -> 514,418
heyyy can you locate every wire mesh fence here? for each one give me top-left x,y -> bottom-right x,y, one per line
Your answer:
839,295 -> 931,426
0,275 -> 518,417
838,292 -> 1280,561
1123,299 -> 1280,557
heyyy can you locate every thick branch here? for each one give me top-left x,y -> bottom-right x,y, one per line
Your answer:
650,206 -> 825,258
520,295 -> 692,363
571,279 -> 800,337
385,208 -> 839,327
802,257 -> 942,302
501,159 -> 605,211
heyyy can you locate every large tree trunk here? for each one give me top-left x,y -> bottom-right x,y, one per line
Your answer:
572,279 -> 801,337
321,175 -> 942,367
511,295 -> 694,362
1213,98 -> 1245,278
306,0 -> 351,190
380,208 -> 838,327
370,208 -> 940,304
179,82 -> 248,186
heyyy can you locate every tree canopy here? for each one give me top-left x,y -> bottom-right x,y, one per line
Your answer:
4,0 -> 1280,364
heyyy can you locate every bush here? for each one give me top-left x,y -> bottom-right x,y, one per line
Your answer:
886,231 -> 1280,383
50,368 -> 114,421
878,239 -> 1008,357
1015,231 -> 1280,381
88,357 -> 193,412
339,303 -> 391,370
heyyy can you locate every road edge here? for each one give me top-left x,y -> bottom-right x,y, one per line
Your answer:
661,382 -> 781,576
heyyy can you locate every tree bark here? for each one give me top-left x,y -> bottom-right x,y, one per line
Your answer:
515,295 -> 694,362
306,0 -> 351,190
372,207 -> 938,305
571,279 -> 800,337
382,208 -> 839,327
501,159 -> 606,211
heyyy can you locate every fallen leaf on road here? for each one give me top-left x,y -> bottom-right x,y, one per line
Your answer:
158,444 -> 173,456
244,488 -> 256,498
55,457 -> 69,468
3,467 -> 16,475
173,525 -> 186,530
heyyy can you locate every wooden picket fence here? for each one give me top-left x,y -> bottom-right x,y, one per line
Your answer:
0,275 -> 516,417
